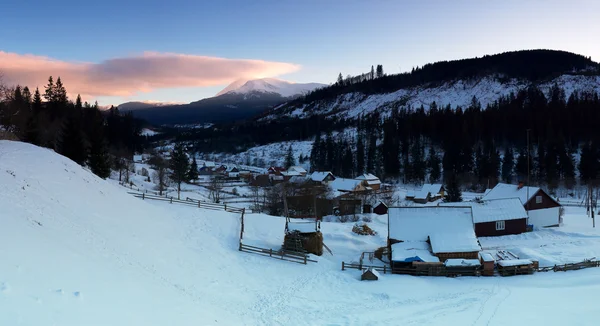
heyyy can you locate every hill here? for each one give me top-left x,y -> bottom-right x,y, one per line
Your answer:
3,141 -> 600,324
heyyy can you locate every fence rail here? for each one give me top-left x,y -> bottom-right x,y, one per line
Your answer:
129,192 -> 245,213
537,259 -> 600,272
239,243 -> 317,264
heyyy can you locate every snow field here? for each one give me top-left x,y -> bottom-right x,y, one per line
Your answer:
3,141 -> 600,325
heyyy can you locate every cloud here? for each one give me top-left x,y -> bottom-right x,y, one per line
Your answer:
0,51 -> 300,99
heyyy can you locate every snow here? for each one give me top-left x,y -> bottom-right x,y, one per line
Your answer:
391,242 -> 440,263
480,252 -> 495,262
439,198 -> 527,223
6,141 -> 600,325
310,171 -> 333,182
216,78 -> 326,98
140,128 -> 159,136
497,259 -> 534,267
482,182 -> 543,205
363,267 -> 381,279
429,231 -> 481,254
287,220 -> 318,233
388,206 -> 475,242
414,183 -> 443,200
445,259 -> 481,267
267,75 -> 600,121
329,177 -> 362,192
288,165 -> 307,174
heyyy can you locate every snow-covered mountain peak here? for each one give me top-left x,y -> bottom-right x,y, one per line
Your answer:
216,78 -> 325,98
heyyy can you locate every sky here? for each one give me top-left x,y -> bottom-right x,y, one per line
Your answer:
1,0 -> 598,106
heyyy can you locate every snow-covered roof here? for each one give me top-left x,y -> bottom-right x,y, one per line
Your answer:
281,171 -> 302,177
391,242 -> 440,263
287,221 -> 317,233
482,183 -> 542,205
388,207 -> 476,245
203,162 -> 216,167
414,184 -> 443,200
355,173 -> 381,184
362,267 -> 381,279
429,231 -> 481,254
439,198 -> 527,223
444,259 -> 481,267
329,178 -> 362,192
288,166 -> 307,174
480,252 -> 495,262
497,259 -> 533,267
310,171 -> 334,182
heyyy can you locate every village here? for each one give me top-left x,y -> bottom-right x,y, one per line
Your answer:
122,153 -> 599,281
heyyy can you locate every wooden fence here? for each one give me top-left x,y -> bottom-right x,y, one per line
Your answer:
342,262 -> 482,277
239,243 -> 317,264
537,260 -> 600,273
129,192 -> 245,213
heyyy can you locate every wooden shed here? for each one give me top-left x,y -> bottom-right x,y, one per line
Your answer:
497,259 -> 534,276
373,201 -> 388,215
361,267 -> 381,281
479,252 -> 496,276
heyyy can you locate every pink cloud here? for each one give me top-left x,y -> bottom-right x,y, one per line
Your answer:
0,51 -> 300,99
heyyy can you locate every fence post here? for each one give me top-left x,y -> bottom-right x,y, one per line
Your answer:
304,255 -> 307,265
342,261 -> 345,271
269,248 -> 272,257
198,201 -> 201,208
170,197 -> 173,204
142,193 -> 145,200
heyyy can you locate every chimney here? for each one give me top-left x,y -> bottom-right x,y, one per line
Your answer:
517,181 -> 524,189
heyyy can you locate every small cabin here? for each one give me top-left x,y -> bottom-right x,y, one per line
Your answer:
361,267 -> 381,281
373,201 -> 388,215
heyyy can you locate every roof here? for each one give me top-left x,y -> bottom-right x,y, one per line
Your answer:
497,259 -> 533,267
388,207 -> 475,242
444,259 -> 481,267
287,221 -> 317,233
288,166 -> 307,173
268,166 -> 286,172
329,178 -> 362,192
439,198 -> 527,223
203,162 -> 216,167
481,183 -> 545,205
362,267 -> 381,278
414,184 -> 443,200
479,252 -> 495,262
429,231 -> 481,254
391,242 -> 440,263
281,171 -> 302,177
310,171 -> 334,182
355,173 -> 381,184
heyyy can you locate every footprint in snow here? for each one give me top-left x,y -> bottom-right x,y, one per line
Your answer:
0,282 -> 10,293
55,289 -> 64,295
73,291 -> 82,298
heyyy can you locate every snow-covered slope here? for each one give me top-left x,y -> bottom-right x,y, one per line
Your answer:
216,78 -> 326,97
266,75 -> 600,120
5,141 -> 600,325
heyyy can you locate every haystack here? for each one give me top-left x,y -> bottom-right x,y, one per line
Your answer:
284,230 -> 324,256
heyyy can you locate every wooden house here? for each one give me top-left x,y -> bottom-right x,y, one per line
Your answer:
268,166 -> 286,176
309,171 -> 336,185
387,207 -> 481,268
373,201 -> 388,215
355,173 -> 381,191
250,174 -> 271,188
227,166 -> 240,178
412,184 -> 445,204
288,166 -> 308,176
482,182 -> 561,228
439,198 -> 528,237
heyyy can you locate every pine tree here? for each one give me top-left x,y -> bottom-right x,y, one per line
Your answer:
578,142 -> 599,185
427,146 -> 441,183
515,148 -> 531,182
501,148 -> 515,183
376,65 -> 384,78
54,77 -> 68,104
444,175 -> 462,202
284,145 -> 295,169
545,143 -> 559,190
341,143 -> 354,178
187,156 -> 199,181
370,65 -> 375,80
337,73 -> 343,86
32,88 -> 43,114
558,143 -> 576,189
309,133 -> 322,171
57,113 -> 87,165
43,76 -> 54,102
88,131 -> 112,179
356,134 -> 365,175
410,137 -> 426,183
366,133 -> 377,173
535,142 -> 546,185
169,143 -> 190,200
75,94 -> 83,110
490,148 -> 501,186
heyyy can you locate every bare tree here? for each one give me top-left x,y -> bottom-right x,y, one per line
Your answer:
150,154 -> 169,196
208,177 -> 224,203
250,185 -> 262,212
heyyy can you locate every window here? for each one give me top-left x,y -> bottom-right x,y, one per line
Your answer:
536,195 -> 542,204
496,220 -> 505,231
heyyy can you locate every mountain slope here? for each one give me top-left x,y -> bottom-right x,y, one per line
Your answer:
216,78 -> 326,97
118,101 -> 183,111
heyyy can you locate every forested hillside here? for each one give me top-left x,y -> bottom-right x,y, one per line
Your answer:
180,50 -> 600,192
0,77 -> 144,179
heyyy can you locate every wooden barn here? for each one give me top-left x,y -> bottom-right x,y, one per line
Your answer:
355,173 -> 382,191
412,184 -> 445,204
482,182 -> 561,228
387,207 -> 481,268
373,201 -> 388,215
284,219 -> 323,256
439,198 -> 528,237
